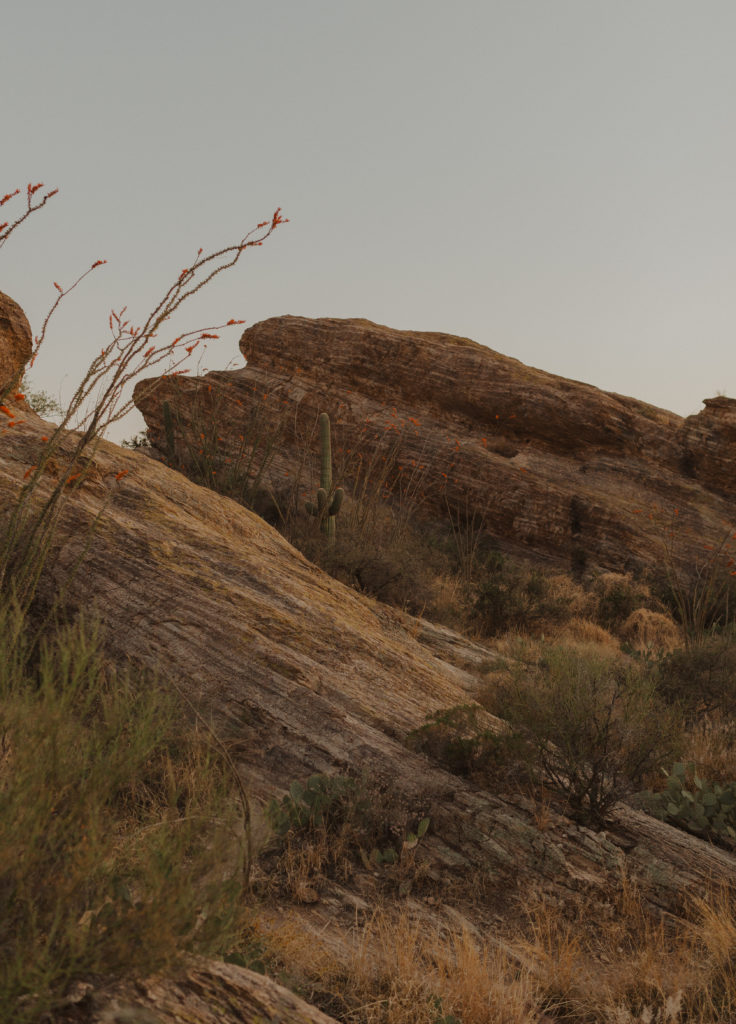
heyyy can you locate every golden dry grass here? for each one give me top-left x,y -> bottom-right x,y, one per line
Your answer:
264,908 -> 540,1024
620,608 -> 682,654
683,712 -> 736,782
551,615 -> 620,647
517,874 -> 736,1023
252,859 -> 736,1024
543,572 -> 598,620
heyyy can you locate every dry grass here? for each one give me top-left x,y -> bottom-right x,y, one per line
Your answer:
683,712 -> 736,782
620,608 -> 682,654
263,908 -> 539,1024
544,572 -> 598,620
517,875 -> 736,1023
261,826 -> 356,904
551,615 -> 620,648
251,877 -> 736,1024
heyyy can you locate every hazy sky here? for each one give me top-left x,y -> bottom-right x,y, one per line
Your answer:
4,1 -> 736,442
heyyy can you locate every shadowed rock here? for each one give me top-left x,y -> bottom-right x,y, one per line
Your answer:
135,315 -> 735,576
0,290 -> 32,394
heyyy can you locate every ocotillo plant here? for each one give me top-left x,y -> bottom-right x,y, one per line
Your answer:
306,412 -> 344,543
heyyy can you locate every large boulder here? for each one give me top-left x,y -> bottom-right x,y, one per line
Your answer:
134,315 -> 735,577
49,958 -> 340,1023
0,290 -> 32,394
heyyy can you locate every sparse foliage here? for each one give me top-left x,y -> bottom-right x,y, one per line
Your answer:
493,646 -> 683,823
0,182 -> 286,611
0,600 -> 247,1023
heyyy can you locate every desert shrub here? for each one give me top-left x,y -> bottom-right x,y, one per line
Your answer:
407,704 -> 529,782
266,772 -> 429,854
473,561 -> 572,636
263,772 -> 432,898
121,429 -> 151,449
648,516 -> 736,646
491,646 -> 684,824
286,499 -> 444,615
656,629 -> 736,718
619,607 -> 681,654
592,572 -> 652,630
18,375 -> 65,420
0,599 -> 247,1023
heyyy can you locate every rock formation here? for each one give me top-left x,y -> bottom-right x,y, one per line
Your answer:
134,315 -> 736,578
678,395 -> 736,499
0,289 -> 32,394
3,299 -> 736,1020
50,959 -> 340,1024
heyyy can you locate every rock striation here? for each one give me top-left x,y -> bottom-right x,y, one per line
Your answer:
50,959 -> 341,1024
135,315 -> 736,577
3,356 -> 734,912
4,298 -> 736,1020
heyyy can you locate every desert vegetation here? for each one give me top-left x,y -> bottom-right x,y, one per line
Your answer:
5,183 -> 736,1022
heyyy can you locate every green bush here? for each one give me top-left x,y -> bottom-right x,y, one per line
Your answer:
407,704 -> 528,780
19,375 -> 65,420
492,647 -> 684,825
656,630 -> 736,718
473,562 -> 569,636
0,599 -> 247,1023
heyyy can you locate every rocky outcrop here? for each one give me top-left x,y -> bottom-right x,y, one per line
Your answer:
50,958 -> 340,1024
1,389 -> 733,908
133,316 -> 736,578
677,395 -> 736,499
4,301 -> 736,1021
0,289 -> 32,394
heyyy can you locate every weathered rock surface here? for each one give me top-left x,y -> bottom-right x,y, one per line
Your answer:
50,958 -> 340,1024
2,403 -> 734,907
134,315 -> 736,577
678,395 -> 736,499
0,289 -> 32,393
3,301 -> 736,1021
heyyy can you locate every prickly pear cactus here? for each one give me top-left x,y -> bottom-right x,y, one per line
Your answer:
305,412 -> 344,542
638,762 -> 736,844
265,774 -> 361,836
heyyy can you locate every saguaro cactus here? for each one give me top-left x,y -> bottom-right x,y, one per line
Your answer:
306,412 -> 344,543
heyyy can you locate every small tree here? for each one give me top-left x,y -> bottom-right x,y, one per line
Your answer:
18,376 -> 64,420
495,646 -> 683,824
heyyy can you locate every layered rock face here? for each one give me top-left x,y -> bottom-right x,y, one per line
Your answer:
0,290 -> 32,393
135,315 -> 736,576
4,299 -> 736,1018
678,395 -> 736,499
1,327 -> 733,906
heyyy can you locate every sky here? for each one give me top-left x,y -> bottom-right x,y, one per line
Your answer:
3,0 -> 736,443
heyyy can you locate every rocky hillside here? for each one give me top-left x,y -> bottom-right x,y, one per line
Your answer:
134,315 -> 736,576
3,297 -> 736,1021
